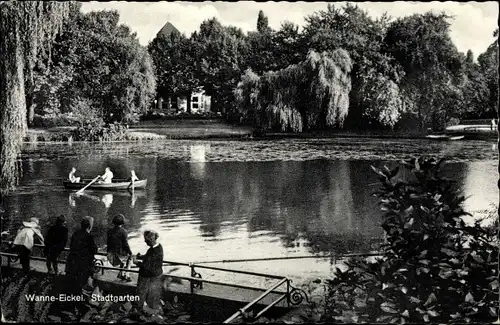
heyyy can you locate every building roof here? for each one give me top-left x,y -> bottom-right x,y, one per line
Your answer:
157,22 -> 180,39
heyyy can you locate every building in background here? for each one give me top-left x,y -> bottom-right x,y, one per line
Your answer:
153,22 -> 212,114
176,90 -> 211,114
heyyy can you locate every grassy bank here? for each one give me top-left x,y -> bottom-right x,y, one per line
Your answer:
25,120 -> 494,143
24,120 -> 254,143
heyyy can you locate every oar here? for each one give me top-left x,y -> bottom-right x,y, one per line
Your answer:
76,175 -> 100,194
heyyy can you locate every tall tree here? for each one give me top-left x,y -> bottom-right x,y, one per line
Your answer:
303,4 -> 404,129
459,50 -> 490,119
466,49 -> 474,65
383,12 -> 464,131
477,29 -> 499,118
235,49 -> 352,133
191,18 -> 246,115
148,27 -> 200,107
243,10 -> 276,76
0,1 -> 70,194
35,9 -> 156,124
257,10 -> 270,34
272,21 -> 305,70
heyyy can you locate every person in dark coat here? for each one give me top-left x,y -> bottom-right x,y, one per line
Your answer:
44,215 -> 68,275
107,214 -> 132,281
133,230 -> 164,312
65,216 -> 97,293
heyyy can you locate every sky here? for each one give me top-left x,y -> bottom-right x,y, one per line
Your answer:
81,1 -> 499,58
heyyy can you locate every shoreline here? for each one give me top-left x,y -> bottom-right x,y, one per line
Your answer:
24,121 -> 497,144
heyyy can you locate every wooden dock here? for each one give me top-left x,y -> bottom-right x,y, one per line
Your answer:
1,248 -> 308,322
444,123 -> 497,139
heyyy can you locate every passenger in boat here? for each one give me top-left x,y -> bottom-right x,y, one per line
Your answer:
492,119 -> 497,131
130,170 -> 139,182
133,230 -> 164,313
99,167 -> 114,184
128,170 -> 139,189
12,217 -> 45,273
69,167 -> 81,183
65,216 -> 97,293
107,214 -> 132,282
44,215 -> 68,275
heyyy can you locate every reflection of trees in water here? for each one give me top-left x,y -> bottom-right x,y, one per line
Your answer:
150,158 -> 384,253
291,232 -> 381,255
7,151 -> 482,257
271,161 -> 383,255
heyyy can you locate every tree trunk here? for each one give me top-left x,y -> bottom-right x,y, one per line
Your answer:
26,90 -> 35,126
0,18 -> 27,194
25,63 -> 35,126
187,92 -> 192,114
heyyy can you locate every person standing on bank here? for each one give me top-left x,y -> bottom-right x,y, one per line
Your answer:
133,230 -> 164,312
13,217 -> 45,273
66,216 -> 97,293
107,214 -> 132,282
44,215 -> 68,275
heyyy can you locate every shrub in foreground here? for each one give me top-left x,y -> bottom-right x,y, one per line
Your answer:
322,157 -> 498,323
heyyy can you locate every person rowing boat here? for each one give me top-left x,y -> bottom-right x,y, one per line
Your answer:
98,167 -> 114,184
69,167 -> 81,183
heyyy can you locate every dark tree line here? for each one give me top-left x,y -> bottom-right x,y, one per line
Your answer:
1,3 -> 498,192
149,4 -> 498,132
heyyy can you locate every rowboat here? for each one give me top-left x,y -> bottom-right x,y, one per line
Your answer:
63,178 -> 147,190
426,134 -> 464,141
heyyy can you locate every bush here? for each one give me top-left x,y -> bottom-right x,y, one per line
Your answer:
321,157 -> 498,323
140,111 -> 223,121
32,114 -> 79,128
72,120 -> 129,142
67,97 -> 100,124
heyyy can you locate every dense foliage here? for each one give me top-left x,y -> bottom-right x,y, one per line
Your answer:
2,3 -> 498,191
0,1 -> 70,193
71,121 -> 129,142
322,157 -> 498,323
302,4 -> 406,130
0,273 -> 191,323
235,50 -> 352,132
148,25 -> 201,108
32,6 -> 156,125
145,4 -> 498,131
383,13 -> 466,131
191,18 -> 248,116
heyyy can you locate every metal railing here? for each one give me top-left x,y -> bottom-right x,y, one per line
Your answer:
223,278 -> 288,323
1,241 -> 311,322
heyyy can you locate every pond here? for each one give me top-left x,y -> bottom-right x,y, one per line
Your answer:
2,137 -> 498,287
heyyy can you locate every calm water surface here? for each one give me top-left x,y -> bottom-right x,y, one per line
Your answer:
2,138 -> 498,287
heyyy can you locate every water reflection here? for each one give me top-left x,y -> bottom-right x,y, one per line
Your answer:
3,141 -> 498,283
189,144 -> 208,180
462,160 -> 498,225
69,191 -> 145,209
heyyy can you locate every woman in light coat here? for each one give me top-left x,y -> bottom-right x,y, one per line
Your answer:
13,217 -> 45,273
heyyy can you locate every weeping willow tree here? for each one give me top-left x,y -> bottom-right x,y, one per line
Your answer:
235,49 -> 352,132
0,1 -> 70,195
